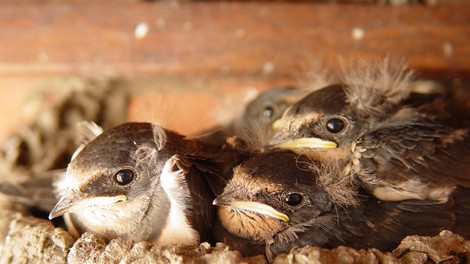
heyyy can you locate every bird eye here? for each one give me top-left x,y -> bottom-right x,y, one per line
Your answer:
285,193 -> 303,206
113,169 -> 135,186
326,118 -> 345,133
262,105 -> 275,118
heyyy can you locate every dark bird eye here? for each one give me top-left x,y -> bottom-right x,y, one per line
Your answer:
114,169 -> 134,186
262,106 -> 275,118
326,118 -> 345,133
285,193 -> 303,206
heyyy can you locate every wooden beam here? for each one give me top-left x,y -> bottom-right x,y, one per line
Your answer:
0,2 -> 469,76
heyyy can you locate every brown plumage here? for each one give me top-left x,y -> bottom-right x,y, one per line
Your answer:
213,151 -> 470,262
269,61 -> 470,204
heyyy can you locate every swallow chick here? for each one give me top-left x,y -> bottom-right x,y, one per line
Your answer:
213,151 -> 469,262
197,86 -> 309,148
49,122 -> 241,246
269,60 -> 470,203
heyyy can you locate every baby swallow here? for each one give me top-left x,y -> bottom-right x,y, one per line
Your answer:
49,122 -> 243,246
213,151 -> 470,261
269,61 -> 470,203
198,86 -> 308,148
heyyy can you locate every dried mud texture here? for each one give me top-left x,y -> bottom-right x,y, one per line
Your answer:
0,214 -> 468,264
393,230 -> 470,263
272,230 -> 470,264
67,234 -> 250,264
0,215 -> 74,264
0,213 -> 259,264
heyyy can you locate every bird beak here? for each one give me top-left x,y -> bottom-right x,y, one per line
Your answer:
49,190 -> 128,220
213,196 -> 289,222
272,119 -> 283,130
49,190 -> 83,220
272,137 -> 337,150
271,119 -> 337,149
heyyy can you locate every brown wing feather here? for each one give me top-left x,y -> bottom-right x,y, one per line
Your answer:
0,170 -> 62,212
357,122 -> 470,188
267,188 -> 468,259
172,155 -> 216,244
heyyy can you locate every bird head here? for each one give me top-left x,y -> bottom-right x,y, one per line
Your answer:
228,86 -> 309,149
213,151 -> 333,243
239,86 -> 307,129
270,84 -> 356,150
269,60 -> 413,153
48,122 -> 178,241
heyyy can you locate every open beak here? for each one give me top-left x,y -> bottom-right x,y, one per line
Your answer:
49,190 -> 127,220
213,196 -> 289,222
272,137 -> 337,150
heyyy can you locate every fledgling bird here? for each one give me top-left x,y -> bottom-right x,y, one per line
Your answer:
49,122 -> 244,246
213,151 -> 470,261
197,86 -> 309,148
269,61 -> 470,203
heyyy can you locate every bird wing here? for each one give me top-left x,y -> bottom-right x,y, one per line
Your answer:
266,189 -> 465,259
176,152 -> 228,197
183,136 -> 250,196
356,122 -> 470,190
356,188 -> 469,249
171,154 -> 216,244
0,170 -> 62,212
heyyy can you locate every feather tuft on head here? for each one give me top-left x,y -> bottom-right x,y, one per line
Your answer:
339,58 -> 414,117
71,121 -> 104,161
295,156 -> 359,207
151,124 -> 167,151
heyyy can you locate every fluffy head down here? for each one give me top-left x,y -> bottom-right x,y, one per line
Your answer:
339,58 -> 414,118
298,156 -> 359,207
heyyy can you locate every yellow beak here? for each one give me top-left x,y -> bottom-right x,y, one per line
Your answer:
272,137 -> 337,150
214,199 -> 289,222
272,119 -> 283,130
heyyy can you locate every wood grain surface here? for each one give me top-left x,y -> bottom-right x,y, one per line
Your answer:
0,2 -> 468,76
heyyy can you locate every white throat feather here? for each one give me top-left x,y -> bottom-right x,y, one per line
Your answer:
157,155 -> 199,246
